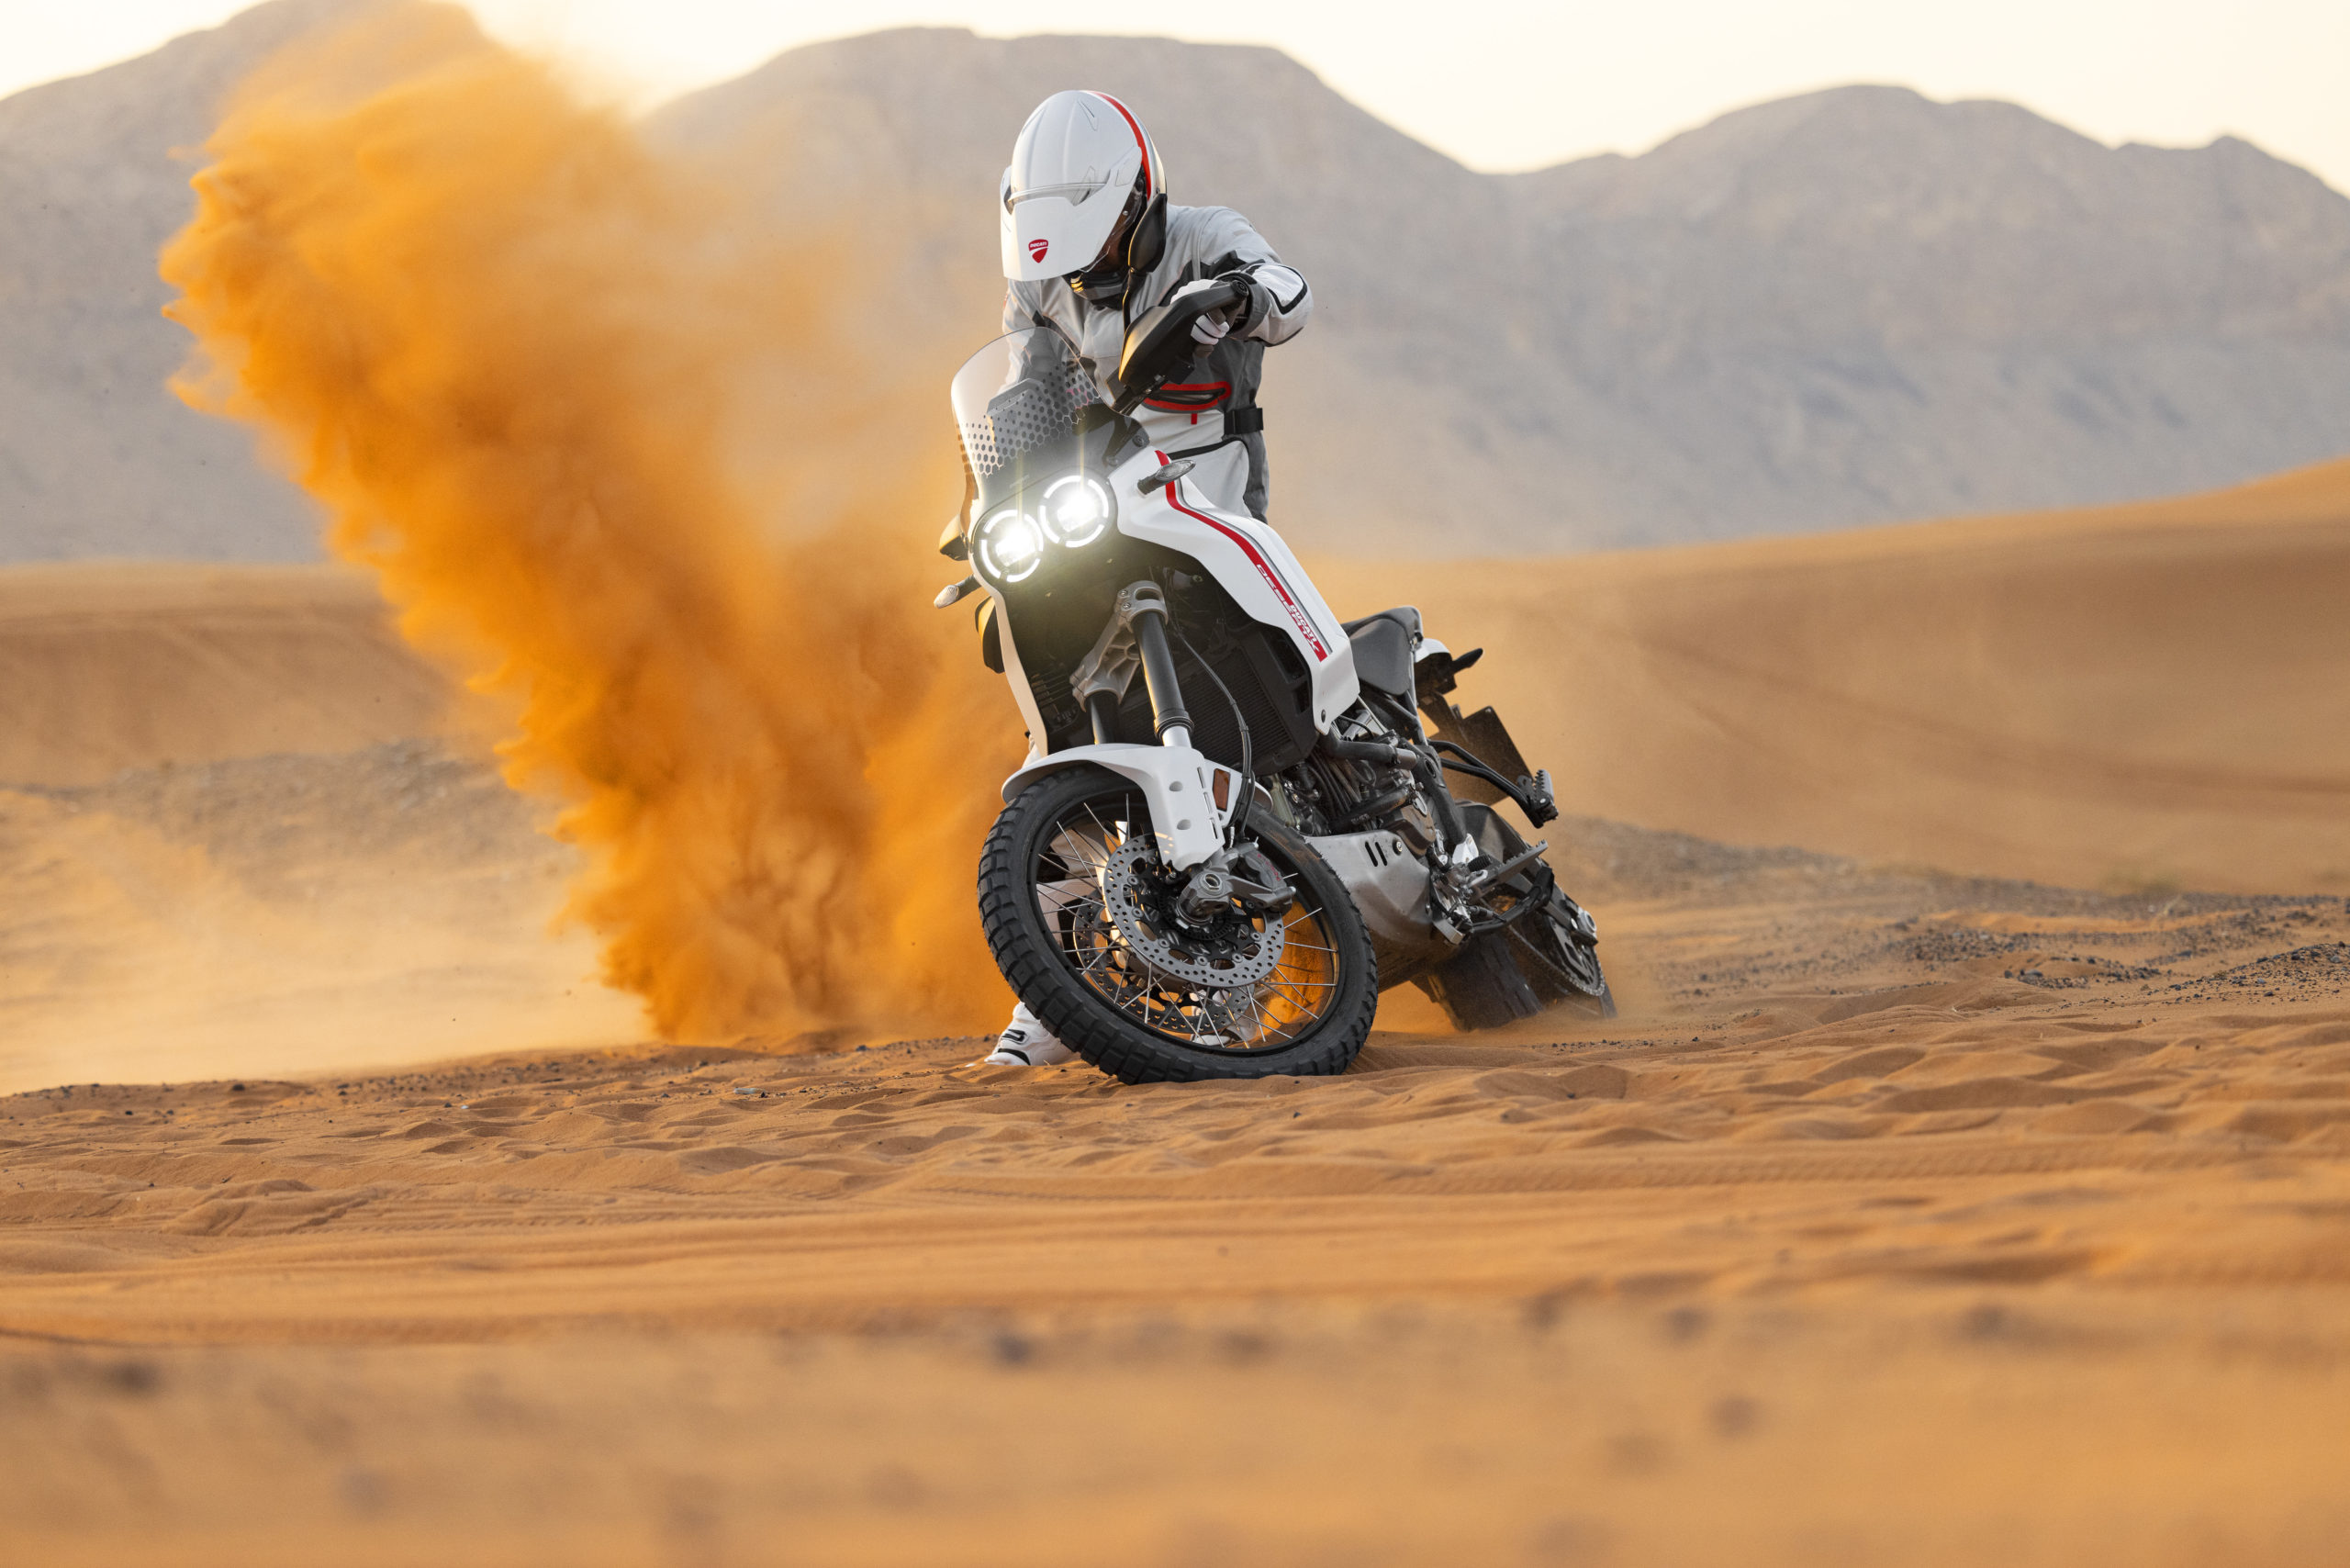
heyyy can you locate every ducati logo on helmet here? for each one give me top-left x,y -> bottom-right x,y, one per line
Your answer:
1028,238 -> 1049,263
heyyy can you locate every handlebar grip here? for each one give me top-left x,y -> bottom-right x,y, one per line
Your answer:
1112,278 -> 1253,415
1195,278 -> 1246,316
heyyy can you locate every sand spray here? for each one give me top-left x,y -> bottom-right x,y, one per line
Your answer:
161,6 -> 1019,1043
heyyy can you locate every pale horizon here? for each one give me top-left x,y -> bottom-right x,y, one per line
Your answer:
5,0 -> 2347,195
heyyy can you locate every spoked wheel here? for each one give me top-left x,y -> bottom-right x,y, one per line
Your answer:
979,764 -> 1378,1082
1417,802 -> 1615,1029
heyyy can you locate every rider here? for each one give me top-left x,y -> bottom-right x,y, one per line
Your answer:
982,88 -> 1314,1068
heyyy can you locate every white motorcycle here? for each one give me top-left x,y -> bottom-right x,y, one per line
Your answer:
937,282 -> 1611,1082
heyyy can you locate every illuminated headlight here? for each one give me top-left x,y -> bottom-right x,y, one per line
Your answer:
1041,476 -> 1113,547
976,507 -> 1045,584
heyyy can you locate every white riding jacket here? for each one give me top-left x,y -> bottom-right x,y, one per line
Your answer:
1004,204 -> 1311,519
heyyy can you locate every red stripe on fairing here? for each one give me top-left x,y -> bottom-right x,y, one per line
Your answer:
1087,92 -> 1152,194
1153,450 -> 1329,662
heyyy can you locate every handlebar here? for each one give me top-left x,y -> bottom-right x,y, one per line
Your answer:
1113,278 -> 1249,415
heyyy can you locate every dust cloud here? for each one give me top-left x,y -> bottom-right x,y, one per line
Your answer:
160,6 -> 1019,1042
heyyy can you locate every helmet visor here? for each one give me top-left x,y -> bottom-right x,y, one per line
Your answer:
1001,151 -> 1140,281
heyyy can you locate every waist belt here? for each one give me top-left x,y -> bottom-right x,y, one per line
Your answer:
1225,406 -> 1265,435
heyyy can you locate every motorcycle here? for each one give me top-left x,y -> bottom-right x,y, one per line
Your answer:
936,280 -> 1612,1083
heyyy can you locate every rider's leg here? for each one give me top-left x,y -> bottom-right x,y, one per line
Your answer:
1181,442 -> 1254,517
984,999 -> 1075,1066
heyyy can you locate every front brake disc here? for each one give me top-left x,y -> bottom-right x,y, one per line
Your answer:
1098,840 -> 1285,990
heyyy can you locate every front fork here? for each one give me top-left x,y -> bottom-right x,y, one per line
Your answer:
1000,580 -> 1234,873
1094,581 -> 1289,915
1127,587 -> 1194,748
1080,579 -> 1193,750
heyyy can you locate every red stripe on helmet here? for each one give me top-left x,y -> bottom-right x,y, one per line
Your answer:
1086,92 -> 1153,195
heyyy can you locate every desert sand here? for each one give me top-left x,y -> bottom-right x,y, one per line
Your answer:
1315,454 -> 2350,898
4,463 -> 2348,1563
0,563 -> 445,787
0,564 -> 640,1092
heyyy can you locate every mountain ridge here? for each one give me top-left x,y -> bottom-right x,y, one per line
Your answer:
3,6 -> 2345,560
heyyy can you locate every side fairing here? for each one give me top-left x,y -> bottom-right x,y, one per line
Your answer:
985,577 -> 1052,762
1110,446 -> 1360,732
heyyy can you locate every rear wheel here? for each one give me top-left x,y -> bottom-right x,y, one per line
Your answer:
1507,887 -> 1616,1019
1415,902 -> 1615,1030
1416,808 -> 1616,1031
979,765 -> 1378,1082
1416,931 -> 1542,1029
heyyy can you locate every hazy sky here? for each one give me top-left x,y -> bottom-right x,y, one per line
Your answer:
6,0 -> 2347,192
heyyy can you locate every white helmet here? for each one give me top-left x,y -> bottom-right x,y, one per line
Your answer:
1001,90 -> 1166,285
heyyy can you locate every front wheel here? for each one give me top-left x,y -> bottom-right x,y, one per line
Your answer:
979,765 -> 1379,1083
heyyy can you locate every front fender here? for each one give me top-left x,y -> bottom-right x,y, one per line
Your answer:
1000,743 -> 1238,871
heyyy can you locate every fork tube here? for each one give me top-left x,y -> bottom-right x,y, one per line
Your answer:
1086,691 -> 1120,746
1128,600 -> 1193,748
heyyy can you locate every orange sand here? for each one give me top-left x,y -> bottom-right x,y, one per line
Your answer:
5,844 -> 2347,1564
1316,454 -> 2350,897
0,563 -> 444,787
158,11 -> 1013,1044
5,458 -> 2349,1562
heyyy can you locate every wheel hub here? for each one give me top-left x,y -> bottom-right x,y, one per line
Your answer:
1528,905 -> 1607,996
1098,840 -> 1285,990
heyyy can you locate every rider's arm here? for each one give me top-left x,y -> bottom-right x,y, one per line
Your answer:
1002,280 -> 1041,333
1228,259 -> 1310,346
1251,263 -> 1310,341
1190,208 -> 1313,346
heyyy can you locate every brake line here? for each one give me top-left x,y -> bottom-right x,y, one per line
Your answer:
1170,624 -> 1254,844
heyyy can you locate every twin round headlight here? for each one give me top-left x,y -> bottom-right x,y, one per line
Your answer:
976,476 -> 1114,584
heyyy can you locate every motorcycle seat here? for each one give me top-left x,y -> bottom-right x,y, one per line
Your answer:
1341,606 -> 1422,642
1341,607 -> 1421,698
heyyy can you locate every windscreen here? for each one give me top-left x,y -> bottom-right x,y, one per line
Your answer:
950,328 -> 1102,481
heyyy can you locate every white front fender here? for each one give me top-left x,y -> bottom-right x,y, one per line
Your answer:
1001,743 -> 1237,871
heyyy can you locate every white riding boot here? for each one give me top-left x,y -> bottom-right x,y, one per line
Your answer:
984,1001 -> 1076,1066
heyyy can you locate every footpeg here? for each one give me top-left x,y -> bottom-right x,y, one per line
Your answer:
1519,767 -> 1559,827
1461,840 -> 1549,894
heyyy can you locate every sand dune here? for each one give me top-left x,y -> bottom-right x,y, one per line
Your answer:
0,563 -> 446,787
0,566 -> 637,1092
0,744 -> 639,1094
2,459 -> 2344,1085
1318,455 -> 2350,898
6,17 -> 2343,1553
5,464 -> 2349,1561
